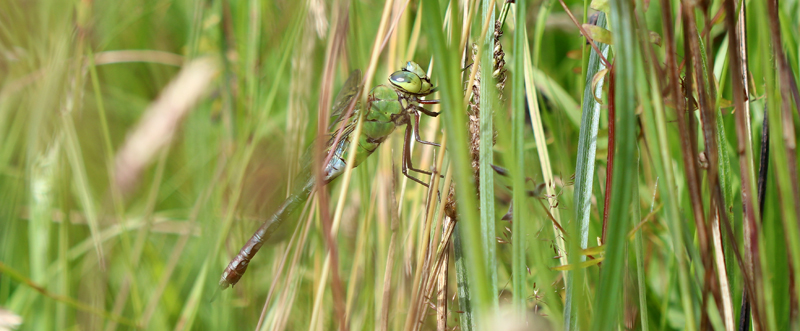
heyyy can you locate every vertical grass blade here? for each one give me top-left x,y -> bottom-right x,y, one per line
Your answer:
590,0 -> 638,329
454,228 -> 476,331
565,12 -> 608,330
422,0 -> 491,325
479,0 -> 499,312
510,0 -> 528,316
633,174 -> 651,331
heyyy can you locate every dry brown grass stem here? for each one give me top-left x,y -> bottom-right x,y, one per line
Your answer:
313,3 -> 351,329
272,199 -> 319,331
437,246 -> 449,331
682,6 -> 723,329
404,132 -> 452,330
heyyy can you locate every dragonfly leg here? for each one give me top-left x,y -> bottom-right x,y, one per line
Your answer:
404,123 -> 435,176
416,106 -> 440,118
401,124 -> 432,187
417,99 -> 440,106
413,113 -> 441,147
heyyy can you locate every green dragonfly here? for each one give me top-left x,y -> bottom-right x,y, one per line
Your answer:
219,61 -> 440,289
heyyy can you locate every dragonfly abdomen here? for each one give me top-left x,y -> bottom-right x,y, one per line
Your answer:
219,179 -> 314,289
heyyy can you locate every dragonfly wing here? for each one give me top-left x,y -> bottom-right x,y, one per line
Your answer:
292,70 -> 362,191
328,69 -> 363,131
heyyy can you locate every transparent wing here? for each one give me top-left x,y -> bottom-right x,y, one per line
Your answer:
328,69 -> 363,131
290,70 -> 362,192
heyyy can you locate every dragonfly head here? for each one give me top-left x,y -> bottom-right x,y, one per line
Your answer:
389,61 -> 435,96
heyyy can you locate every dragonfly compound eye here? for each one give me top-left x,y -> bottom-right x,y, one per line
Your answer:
389,71 -> 423,94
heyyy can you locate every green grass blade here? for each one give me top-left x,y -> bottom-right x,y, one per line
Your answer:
634,178 -> 650,331
454,229 -> 477,331
479,0 -> 499,312
590,0 -> 638,329
422,0 -> 491,325
510,0 -> 527,316
565,12 -> 608,330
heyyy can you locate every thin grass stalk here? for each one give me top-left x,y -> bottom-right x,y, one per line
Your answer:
565,12 -> 608,330
654,0 -> 700,327
635,178 -> 655,331
751,1 -> 800,329
625,153 -> 642,331
509,0 -> 527,317
314,2 -> 351,329
368,146 -> 389,329
105,149 -> 169,331
733,3 -> 755,329
696,17 -> 740,330
601,60 -> 615,245
60,90 -> 104,271
67,25 -> 110,327
404,168 -> 442,331
173,259 -> 209,331
27,132 -> 57,331
521,10 -> 569,322
429,143 -> 462,329
380,160 -> 404,331
709,46 -> 737,331
765,1 -> 800,327
269,201 -> 319,331
418,174 -> 449,325
406,77 -> 449,329
0,261 -> 137,327
141,161 -> 225,328
420,222 -> 457,303
85,49 -> 130,295
629,43 -> 659,331
722,0 -> 771,328
515,14 -> 578,330
308,0 -> 396,327
681,4 -> 715,308
379,228 -> 397,331
590,0 -> 637,328
478,0 -> 499,312
531,0 -> 553,67
255,199 -> 316,330
402,61 -> 446,331
345,189 -> 378,322
684,9 -> 726,328
665,7 -> 710,298
398,92 -> 443,330
504,20 -> 564,330
751,104 -> 771,328
436,248 -> 449,331
423,0 -> 490,326
693,27 -> 731,330
454,226 -> 475,331
433,153 -> 455,331
56,164 -> 70,329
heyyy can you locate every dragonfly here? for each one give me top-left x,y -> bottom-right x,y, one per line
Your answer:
219,61 -> 441,289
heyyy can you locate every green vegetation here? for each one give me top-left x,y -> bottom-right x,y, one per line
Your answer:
1,0 -> 799,330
